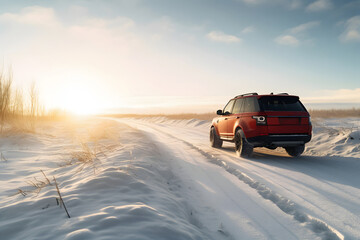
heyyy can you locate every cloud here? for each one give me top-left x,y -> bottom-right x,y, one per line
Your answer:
289,21 -> 320,34
0,6 -> 59,27
2,6 -> 250,110
241,0 -> 264,4
340,15 -> 360,42
236,0 -> 302,9
207,31 -> 241,43
82,16 -> 135,31
242,26 -> 256,34
0,5 -> 135,31
148,16 -> 175,33
275,35 -> 299,46
306,0 -> 332,12
289,0 -> 302,9
275,21 -> 320,46
0,6 -> 152,109
142,16 -> 181,41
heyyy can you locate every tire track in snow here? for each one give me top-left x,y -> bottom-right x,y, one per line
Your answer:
221,148 -> 360,233
139,124 -> 345,240
119,120 -> 309,239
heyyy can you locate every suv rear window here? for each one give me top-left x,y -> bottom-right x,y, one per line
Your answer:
259,96 -> 306,111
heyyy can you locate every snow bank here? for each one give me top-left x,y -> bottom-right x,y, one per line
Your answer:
0,119 -> 210,240
306,118 -> 360,158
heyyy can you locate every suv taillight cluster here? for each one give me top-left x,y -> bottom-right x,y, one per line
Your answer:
252,116 -> 267,125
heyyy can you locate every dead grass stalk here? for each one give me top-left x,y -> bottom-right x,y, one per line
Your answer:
53,176 -> 71,218
14,170 -> 52,196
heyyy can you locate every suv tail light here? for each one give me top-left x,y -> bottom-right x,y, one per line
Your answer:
252,116 -> 267,125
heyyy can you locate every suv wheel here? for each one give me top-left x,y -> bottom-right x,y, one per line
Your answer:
210,127 -> 223,148
285,145 -> 305,157
235,129 -> 253,157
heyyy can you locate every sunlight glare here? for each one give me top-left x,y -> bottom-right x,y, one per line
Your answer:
59,81 -> 102,115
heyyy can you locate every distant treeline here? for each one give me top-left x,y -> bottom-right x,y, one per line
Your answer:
0,69 -> 67,133
101,113 -> 217,121
308,108 -> 360,118
103,109 -> 360,121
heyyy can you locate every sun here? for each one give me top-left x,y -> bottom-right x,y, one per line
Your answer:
58,82 -> 103,115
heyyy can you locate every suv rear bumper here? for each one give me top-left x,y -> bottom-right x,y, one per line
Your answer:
247,134 -> 311,147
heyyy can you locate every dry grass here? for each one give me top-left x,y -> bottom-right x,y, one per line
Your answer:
104,109 -> 360,120
68,139 -> 122,174
26,177 -> 50,195
0,68 -> 71,135
69,125 -> 123,173
67,142 -> 102,173
13,170 -> 52,196
309,108 -> 360,118
13,171 -> 70,218
64,120 -> 122,173
1,152 -> 7,162
0,70 -> 12,129
4,116 -> 37,134
71,142 -> 101,163
53,176 -> 71,218
101,113 -> 217,121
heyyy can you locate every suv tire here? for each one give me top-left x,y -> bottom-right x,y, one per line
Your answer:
285,145 -> 305,157
235,129 -> 253,157
210,127 -> 223,148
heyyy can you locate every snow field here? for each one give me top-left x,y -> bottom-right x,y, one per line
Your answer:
1,116 -> 359,240
0,119 -> 213,240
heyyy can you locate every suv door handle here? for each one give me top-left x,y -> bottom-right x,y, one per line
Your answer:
236,116 -> 240,119
224,118 -> 228,120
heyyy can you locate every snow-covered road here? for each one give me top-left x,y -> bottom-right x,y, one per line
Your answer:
1,117 -> 359,240
114,117 -> 360,240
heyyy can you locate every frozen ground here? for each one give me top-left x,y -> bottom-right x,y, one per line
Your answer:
0,117 -> 359,240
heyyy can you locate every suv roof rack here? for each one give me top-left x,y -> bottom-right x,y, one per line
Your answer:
270,92 -> 289,95
235,92 -> 258,98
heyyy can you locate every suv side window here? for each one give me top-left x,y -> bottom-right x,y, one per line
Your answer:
233,98 -> 245,114
223,100 -> 235,115
242,97 -> 260,113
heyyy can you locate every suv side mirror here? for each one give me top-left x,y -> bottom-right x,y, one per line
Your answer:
216,109 -> 223,115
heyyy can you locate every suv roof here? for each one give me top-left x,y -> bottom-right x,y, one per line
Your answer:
234,92 -> 295,99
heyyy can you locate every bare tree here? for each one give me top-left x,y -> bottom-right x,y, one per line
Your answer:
29,82 -> 39,129
0,70 -> 12,131
12,88 -> 24,117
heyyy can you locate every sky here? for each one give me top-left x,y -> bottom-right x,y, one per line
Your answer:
0,0 -> 359,114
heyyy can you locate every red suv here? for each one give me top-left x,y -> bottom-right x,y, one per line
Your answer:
210,93 -> 312,157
